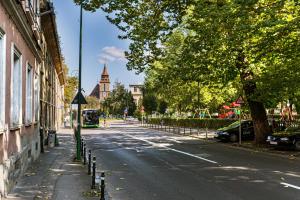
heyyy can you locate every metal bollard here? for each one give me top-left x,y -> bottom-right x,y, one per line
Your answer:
83,143 -> 87,165
81,139 -> 84,156
88,150 -> 91,175
100,172 -> 105,200
91,156 -> 96,189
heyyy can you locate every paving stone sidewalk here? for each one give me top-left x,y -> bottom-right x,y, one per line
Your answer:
4,128 -> 99,200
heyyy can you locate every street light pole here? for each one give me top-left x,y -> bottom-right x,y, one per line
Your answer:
76,2 -> 83,160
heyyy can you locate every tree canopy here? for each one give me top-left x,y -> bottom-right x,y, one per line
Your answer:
75,0 -> 300,144
102,82 -> 136,116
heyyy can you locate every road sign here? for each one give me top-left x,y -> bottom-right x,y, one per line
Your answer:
71,91 -> 88,104
236,96 -> 245,105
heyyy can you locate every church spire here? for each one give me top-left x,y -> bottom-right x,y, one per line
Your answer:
102,63 -> 109,76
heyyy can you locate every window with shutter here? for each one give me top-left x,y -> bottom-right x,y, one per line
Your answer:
26,63 -> 33,123
11,45 -> 22,127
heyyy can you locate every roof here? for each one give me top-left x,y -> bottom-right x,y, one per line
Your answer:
41,2 -> 65,86
89,84 -> 100,99
129,84 -> 143,87
102,64 -> 109,76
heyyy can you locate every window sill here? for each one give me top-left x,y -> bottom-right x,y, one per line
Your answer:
10,126 -> 21,131
25,123 -> 33,127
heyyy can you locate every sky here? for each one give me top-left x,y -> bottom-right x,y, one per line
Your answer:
52,0 -> 144,94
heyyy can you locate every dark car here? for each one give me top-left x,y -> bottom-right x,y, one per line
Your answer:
266,126 -> 300,150
214,120 -> 254,142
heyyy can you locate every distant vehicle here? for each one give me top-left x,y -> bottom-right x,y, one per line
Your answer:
267,126 -> 300,150
125,116 -> 138,123
82,109 -> 99,128
214,120 -> 254,142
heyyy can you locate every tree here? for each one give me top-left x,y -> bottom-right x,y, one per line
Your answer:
158,100 -> 168,115
142,93 -> 158,115
63,63 -> 78,107
102,81 -> 136,115
181,1 -> 300,143
82,96 -> 101,110
77,0 -> 300,144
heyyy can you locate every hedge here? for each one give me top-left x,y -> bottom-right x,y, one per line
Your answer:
147,118 -> 237,129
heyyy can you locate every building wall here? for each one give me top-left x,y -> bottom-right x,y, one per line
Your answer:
99,81 -> 110,101
0,0 -> 41,197
129,85 -> 143,106
0,0 -> 64,198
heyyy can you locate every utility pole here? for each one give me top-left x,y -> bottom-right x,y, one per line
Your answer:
76,2 -> 83,160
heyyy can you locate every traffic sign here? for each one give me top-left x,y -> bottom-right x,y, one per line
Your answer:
235,96 -> 245,105
71,91 -> 88,104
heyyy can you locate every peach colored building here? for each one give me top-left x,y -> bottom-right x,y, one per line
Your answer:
129,84 -> 143,106
0,0 -> 64,198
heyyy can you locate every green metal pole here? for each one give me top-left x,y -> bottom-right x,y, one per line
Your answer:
76,2 -> 83,160
70,105 -> 73,128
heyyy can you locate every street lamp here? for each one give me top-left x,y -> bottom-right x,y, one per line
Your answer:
76,1 -> 84,160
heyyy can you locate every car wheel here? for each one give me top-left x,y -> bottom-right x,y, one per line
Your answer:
294,140 -> 300,151
229,134 -> 238,142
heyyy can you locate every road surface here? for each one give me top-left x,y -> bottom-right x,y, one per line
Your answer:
83,122 -> 300,200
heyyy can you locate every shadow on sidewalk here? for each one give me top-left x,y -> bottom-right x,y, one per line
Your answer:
4,130 -> 99,200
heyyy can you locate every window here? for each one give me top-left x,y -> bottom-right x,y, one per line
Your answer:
0,30 -> 5,130
11,45 -> 22,127
26,63 -> 33,123
103,84 -> 106,92
34,71 -> 39,122
134,87 -> 137,93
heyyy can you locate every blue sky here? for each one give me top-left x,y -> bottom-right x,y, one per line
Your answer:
52,0 -> 144,94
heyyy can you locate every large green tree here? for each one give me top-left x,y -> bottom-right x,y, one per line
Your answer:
82,96 -> 101,110
103,82 -> 136,116
63,63 -> 78,107
76,0 -> 300,144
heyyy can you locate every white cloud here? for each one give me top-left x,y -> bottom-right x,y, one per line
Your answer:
98,46 -> 127,64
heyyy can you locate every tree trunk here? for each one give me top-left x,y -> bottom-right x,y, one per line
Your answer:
246,98 -> 271,144
237,50 -> 271,145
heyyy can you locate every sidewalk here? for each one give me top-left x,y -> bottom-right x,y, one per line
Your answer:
4,128 -> 99,200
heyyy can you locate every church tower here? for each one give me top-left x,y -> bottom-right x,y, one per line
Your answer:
99,64 -> 110,101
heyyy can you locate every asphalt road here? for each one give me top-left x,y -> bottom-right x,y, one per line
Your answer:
83,122 -> 300,200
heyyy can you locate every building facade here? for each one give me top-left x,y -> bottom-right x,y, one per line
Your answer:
90,64 -> 110,102
0,0 -> 64,198
129,84 -> 143,106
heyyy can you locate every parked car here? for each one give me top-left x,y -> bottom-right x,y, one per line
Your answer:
266,126 -> 300,150
126,116 -> 138,123
214,120 -> 254,142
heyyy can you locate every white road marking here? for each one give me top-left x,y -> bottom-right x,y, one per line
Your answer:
125,134 -> 218,164
280,182 -> 300,190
